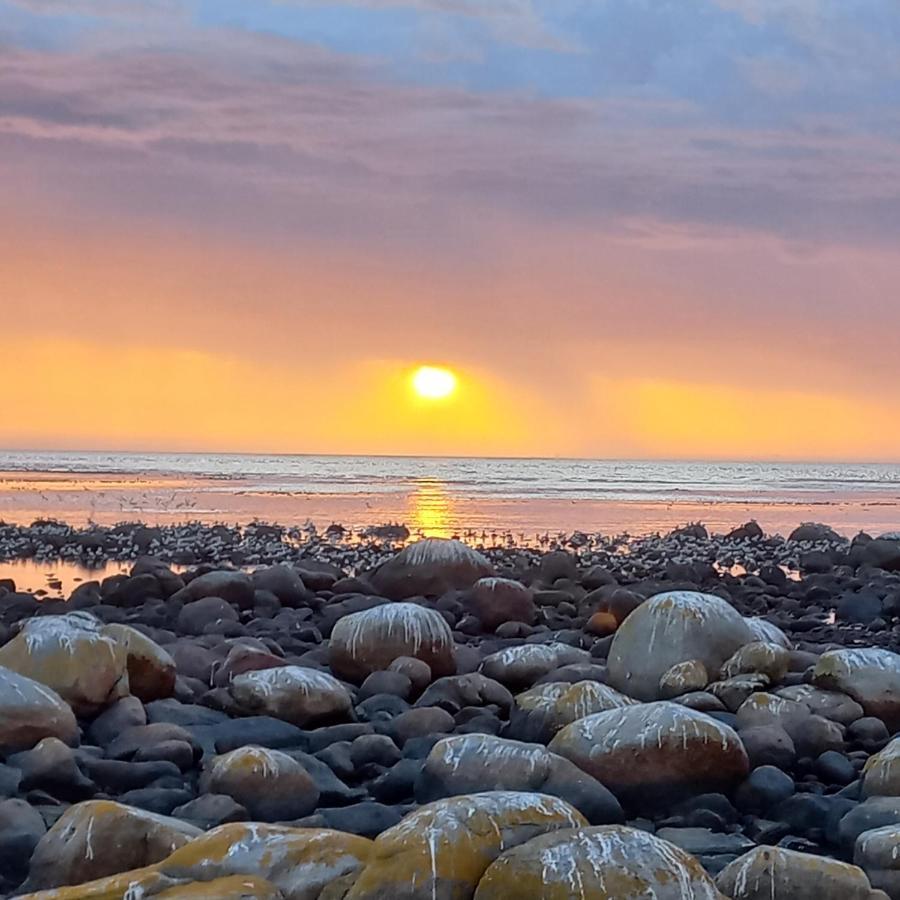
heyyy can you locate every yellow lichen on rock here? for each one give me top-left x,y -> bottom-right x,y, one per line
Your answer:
345,792 -> 587,900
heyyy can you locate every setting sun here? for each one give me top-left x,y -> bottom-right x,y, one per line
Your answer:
411,366 -> 458,400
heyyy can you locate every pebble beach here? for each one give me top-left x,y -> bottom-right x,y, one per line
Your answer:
0,517 -> 900,897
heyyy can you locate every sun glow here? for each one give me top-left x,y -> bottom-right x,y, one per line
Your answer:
411,366 -> 457,400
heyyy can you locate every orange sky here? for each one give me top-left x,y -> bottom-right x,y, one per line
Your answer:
2,0 -> 900,461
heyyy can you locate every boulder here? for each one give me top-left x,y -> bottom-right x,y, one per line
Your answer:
176,597 -> 239,636
345,792 -> 585,900
607,591 -> 753,701
415,674 -> 513,716
0,612 -> 129,715
812,649 -> 900,730
856,824 -> 900,898
478,643 -> 590,691
251,565 -> 309,606
103,624 -> 176,702
228,666 -> 353,727
507,680 -> 637,743
156,875 -> 284,898
722,642 -> 790,683
474,825 -> 725,899
789,523 -> 842,543
863,738 -> 900,797
717,845 -> 880,900
329,603 -> 456,683
549,702 -> 749,810
0,665 -> 78,752
172,570 -> 254,609
464,578 -> 535,631
21,800 -> 200,891
159,823 -> 373,898
370,539 -> 494,600
659,660 -> 709,698
744,617 -> 791,649
776,685 -> 865,725
200,746 -> 319,821
416,735 -> 623,825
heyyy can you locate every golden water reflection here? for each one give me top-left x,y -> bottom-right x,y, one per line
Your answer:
408,479 -> 455,538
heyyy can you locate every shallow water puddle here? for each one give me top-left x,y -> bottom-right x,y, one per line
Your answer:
0,559 -> 133,596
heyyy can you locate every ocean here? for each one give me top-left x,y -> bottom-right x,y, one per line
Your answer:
1,451 -> 900,538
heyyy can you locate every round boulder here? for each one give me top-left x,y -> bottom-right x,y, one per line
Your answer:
464,578 -> 535,631
370,539 -> 494,600
721,642 -> 790,683
0,612 -> 129,715
228,666 -> 353,727
200,746 -> 319,821
718,845 -> 881,900
507,680 -> 637,743
549,701 -> 749,810
21,799 -> 201,891
478,643 -> 591,691
0,665 -> 78,752
812,648 -> 900,731
159,822 -> 373,898
416,735 -> 623,825
863,738 -> 900,798
329,603 -> 456,683
474,825 -> 725,899
345,792 -> 585,900
607,591 -> 753,701
102,624 -> 176,702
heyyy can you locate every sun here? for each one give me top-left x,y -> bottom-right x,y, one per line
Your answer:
411,365 -> 458,400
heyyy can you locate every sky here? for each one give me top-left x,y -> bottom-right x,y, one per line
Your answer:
2,0 -> 900,460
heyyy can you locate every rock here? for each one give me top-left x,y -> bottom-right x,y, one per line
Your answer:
549,702 -> 749,810
840,798 -> 900,849
389,657 -> 433,695
659,659 -> 709,698
344,792 -> 586,899
789,523 -> 842,543
9,737 -> 95,799
474,825 -> 725,899
478,643 -> 590,691
172,570 -> 254,609
654,825 -> 756,865
729,521 -> 764,540
212,644 -> 287,686
776,685 -> 865,725
817,750 -> 857,786
735,766 -> 795,815
0,612 -> 129,715
228,666 -> 354,726
417,734 -> 623,825
607,591 -> 753,701
739,724 -> 797,770
507,680 -> 637,743
722,642 -> 790,682
863,738 -> 900,797
317,802 -> 403,839
0,665 -> 78,752
415,674 -> 514,717
156,875 -> 285,899
718,845 -> 879,899
850,717 -> 891,753
251,565 -> 309,606
744,617 -> 792,648
370,539 -> 494,600
103,624 -> 177,702
171,794 -> 248,829
200,746 -> 319,821
464,578 -> 535,631
159,822 -> 373,898
0,798 -> 46,884
708,675 -> 772,712
359,670 -> 413,701
855,824 -> 900,897
812,649 -> 900,730
329,603 -> 456,683
21,799 -> 201,891
388,707 -> 455,746
176,597 -> 240,636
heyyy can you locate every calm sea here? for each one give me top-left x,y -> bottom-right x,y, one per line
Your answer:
1,451 -> 900,537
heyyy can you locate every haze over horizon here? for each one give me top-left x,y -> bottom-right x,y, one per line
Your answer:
3,0 -> 900,461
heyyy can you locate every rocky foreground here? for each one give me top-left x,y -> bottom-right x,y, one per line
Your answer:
1,521 -> 900,897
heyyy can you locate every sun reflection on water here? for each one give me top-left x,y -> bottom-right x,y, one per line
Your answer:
408,479 -> 455,538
